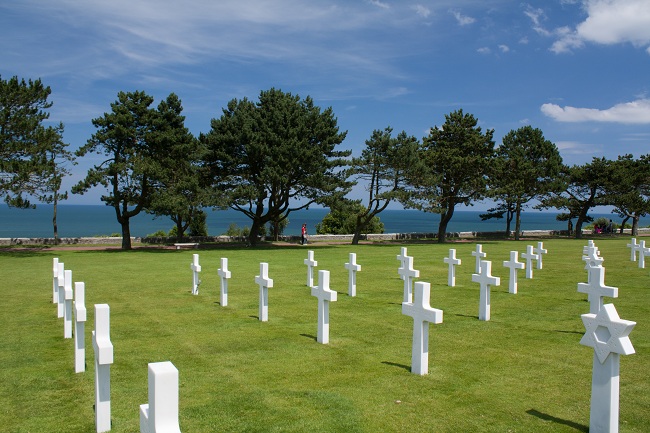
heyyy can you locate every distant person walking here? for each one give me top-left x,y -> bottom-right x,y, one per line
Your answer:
301,223 -> 308,245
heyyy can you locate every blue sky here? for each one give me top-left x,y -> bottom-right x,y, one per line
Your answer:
2,0 -> 650,208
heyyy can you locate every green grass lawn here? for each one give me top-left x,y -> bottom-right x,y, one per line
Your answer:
0,238 -> 648,432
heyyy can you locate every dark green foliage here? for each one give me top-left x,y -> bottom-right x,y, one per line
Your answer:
72,90 -> 160,249
316,201 -> 384,235
0,75 -> 70,210
489,126 -> 563,239
346,127 -> 418,244
538,157 -> 613,239
201,88 -> 352,245
608,154 -> 650,235
406,109 -> 495,242
146,93 -> 205,242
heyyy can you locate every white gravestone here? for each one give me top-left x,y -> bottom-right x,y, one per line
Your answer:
57,262 -> 65,318
472,244 -> 486,274
396,247 -> 408,280
344,253 -> 361,297
74,282 -> 87,373
443,249 -> 461,287
581,303 -> 635,433
534,241 -> 547,270
304,250 -> 318,287
52,257 -> 59,304
311,270 -> 337,344
63,270 -> 73,339
217,258 -> 231,307
626,238 -> 638,262
472,260 -> 500,321
92,304 -> 113,433
503,251 -> 525,294
402,281 -> 443,375
583,244 -> 604,285
397,255 -> 419,304
255,263 -> 273,322
638,240 -> 650,269
578,264 -> 618,315
190,254 -> 201,295
521,245 -> 539,279
140,361 -> 181,433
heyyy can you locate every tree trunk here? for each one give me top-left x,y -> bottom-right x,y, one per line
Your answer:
619,216 -> 630,234
632,215 -> 639,236
514,202 -> 522,241
121,219 -> 132,250
176,219 -> 184,243
52,192 -> 59,245
437,206 -> 455,243
574,217 -> 585,239
248,220 -> 262,246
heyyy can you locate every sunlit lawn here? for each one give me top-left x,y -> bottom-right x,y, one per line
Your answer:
0,237 -> 648,432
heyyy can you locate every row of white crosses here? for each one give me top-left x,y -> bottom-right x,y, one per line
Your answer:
626,237 -> 650,268
578,240 -> 636,433
400,242 -> 548,375
52,259 -> 180,432
52,259 -> 88,373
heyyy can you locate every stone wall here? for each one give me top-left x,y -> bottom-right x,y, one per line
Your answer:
1,227 -> 648,246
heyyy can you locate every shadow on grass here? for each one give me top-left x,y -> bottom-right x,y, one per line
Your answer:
554,329 -> 584,335
300,333 -> 317,341
526,409 -> 588,432
381,361 -> 411,372
455,313 -> 479,320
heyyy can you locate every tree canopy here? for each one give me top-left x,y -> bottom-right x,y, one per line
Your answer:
72,90 -> 161,249
406,109 -> 495,243
0,75 -> 68,209
488,126 -> 563,239
201,88 -> 351,245
346,127 -> 418,244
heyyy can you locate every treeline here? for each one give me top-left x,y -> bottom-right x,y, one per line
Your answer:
2,75 -> 649,248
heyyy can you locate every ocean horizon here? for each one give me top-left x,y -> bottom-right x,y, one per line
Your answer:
1,204 -> 646,239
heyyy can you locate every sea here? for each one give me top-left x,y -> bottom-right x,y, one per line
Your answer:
1,205 -> 646,238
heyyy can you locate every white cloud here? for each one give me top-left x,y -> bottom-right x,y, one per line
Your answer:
368,0 -> 390,10
553,0 -> 650,53
524,6 -> 551,36
541,98 -> 650,124
450,10 -> 475,26
555,141 -> 602,155
498,44 -> 510,53
477,47 -> 491,54
412,4 -> 431,18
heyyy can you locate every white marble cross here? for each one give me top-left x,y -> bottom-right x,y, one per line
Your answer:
472,244 -> 486,273
74,282 -> 86,373
638,240 -> 650,269
217,258 -> 231,307
396,247 -> 408,280
190,254 -> 201,295
52,257 -> 59,304
580,303 -> 635,433
402,281 -> 443,375
626,238 -> 638,262
533,241 -> 547,270
57,262 -> 65,318
398,255 -> 419,303
311,270 -> 337,344
472,260 -> 500,321
255,263 -> 273,322
304,250 -> 318,287
63,270 -> 74,339
443,249 -> 461,287
140,361 -> 181,433
344,253 -> 361,297
521,245 -> 539,279
578,264 -> 618,315
503,251 -> 525,294
92,304 -> 113,433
